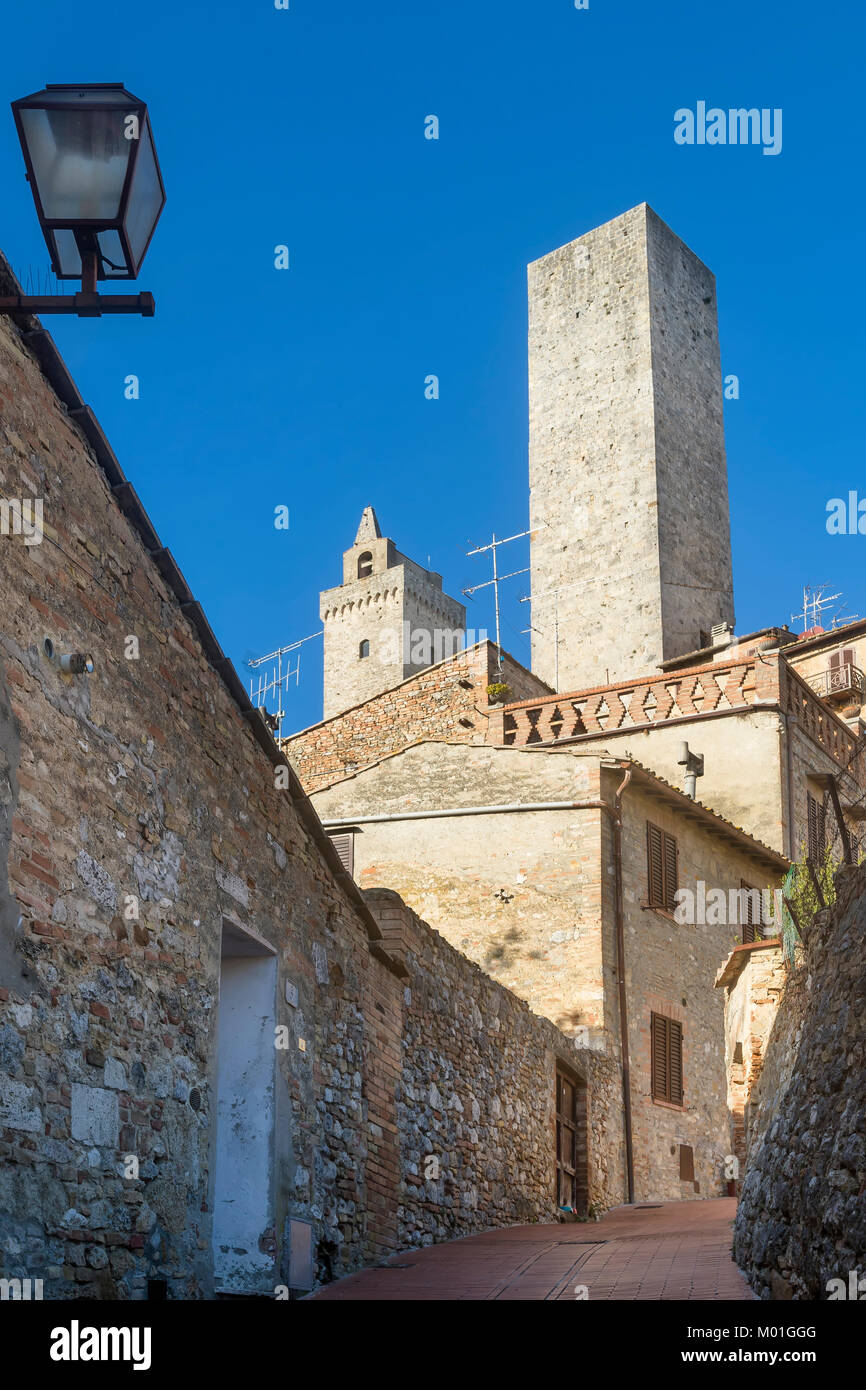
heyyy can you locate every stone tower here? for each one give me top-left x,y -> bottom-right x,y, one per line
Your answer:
528,203 -> 735,692
319,507 -> 467,719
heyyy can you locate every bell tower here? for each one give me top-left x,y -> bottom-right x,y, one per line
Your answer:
319,508 -> 467,719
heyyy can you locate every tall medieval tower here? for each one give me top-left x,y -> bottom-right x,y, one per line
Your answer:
528,203 -> 735,692
319,507 -> 467,719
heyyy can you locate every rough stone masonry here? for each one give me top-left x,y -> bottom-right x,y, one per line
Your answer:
0,271 -> 618,1298
733,861 -> 866,1299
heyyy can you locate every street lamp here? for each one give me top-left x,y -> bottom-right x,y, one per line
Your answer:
0,83 -> 165,318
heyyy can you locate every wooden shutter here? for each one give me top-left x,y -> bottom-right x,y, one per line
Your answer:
663,832 -> 678,908
651,1012 -> 683,1105
669,1020 -> 683,1105
807,792 -> 827,862
740,880 -> 757,943
647,823 -> 664,906
328,831 -> 354,877
647,823 -> 678,909
679,1144 -> 695,1182
829,650 -> 841,671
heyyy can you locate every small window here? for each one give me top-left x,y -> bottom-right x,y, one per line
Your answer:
806,791 -> 826,862
646,822 -> 678,909
357,551 -> 373,578
651,1012 -> 683,1105
327,831 -> 355,877
359,640 -> 370,659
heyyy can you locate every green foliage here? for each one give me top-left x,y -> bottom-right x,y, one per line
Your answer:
781,842 -> 838,963
486,682 -> 512,704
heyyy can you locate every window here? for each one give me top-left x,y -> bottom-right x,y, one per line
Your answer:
651,1012 -> 683,1105
646,822 -> 678,909
357,551 -> 373,579
806,791 -> 826,862
327,830 -> 355,877
359,640 -> 370,659
829,647 -> 855,671
740,880 -> 763,944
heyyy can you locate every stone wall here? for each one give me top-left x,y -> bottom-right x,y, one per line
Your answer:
285,642 -> 551,795
0,302 -> 407,1297
0,300 -> 613,1300
733,863 -> 866,1299
365,889 -> 625,1233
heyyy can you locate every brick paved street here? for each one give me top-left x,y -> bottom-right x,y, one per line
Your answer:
310,1199 -> 755,1301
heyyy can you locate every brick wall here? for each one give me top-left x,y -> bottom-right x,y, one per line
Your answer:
285,641 -> 551,794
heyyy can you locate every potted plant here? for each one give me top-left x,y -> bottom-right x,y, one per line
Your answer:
486,681 -> 512,706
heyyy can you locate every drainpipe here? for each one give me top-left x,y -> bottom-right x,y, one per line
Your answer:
610,764 -> 635,1205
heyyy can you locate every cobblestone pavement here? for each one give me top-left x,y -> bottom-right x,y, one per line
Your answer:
310,1198 -> 755,1301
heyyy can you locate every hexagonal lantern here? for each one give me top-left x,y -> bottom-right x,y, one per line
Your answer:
11,82 -> 166,284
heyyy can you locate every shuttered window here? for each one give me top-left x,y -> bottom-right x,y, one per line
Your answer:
651,1012 -> 683,1105
740,880 -> 762,944
806,792 -> 826,862
646,822 -> 678,909
829,647 -> 854,670
327,831 -> 355,877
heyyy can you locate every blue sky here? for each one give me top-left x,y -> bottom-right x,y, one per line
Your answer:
1,0 -> 864,732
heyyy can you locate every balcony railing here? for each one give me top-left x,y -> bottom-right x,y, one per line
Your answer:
804,663 -> 865,704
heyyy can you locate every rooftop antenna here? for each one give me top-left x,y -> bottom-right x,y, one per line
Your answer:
463,526 -> 543,673
247,629 -> 323,741
791,584 -> 847,634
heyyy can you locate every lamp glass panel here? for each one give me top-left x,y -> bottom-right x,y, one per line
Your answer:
20,106 -> 131,221
123,123 -> 164,268
96,229 -> 129,277
52,229 -> 82,277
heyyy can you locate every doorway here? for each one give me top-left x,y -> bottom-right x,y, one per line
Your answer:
555,1066 -> 588,1214
213,921 -> 277,1294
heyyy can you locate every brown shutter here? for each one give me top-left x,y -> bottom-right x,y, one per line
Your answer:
807,793 -> 819,862
647,823 -> 664,906
651,1012 -> 667,1100
741,880 -> 756,944
663,832 -> 678,908
829,650 -> 841,670
669,1020 -> 683,1105
328,831 -> 354,877
679,1143 -> 695,1182
808,792 -> 828,861
652,1012 -> 683,1105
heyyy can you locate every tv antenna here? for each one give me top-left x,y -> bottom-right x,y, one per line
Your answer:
247,629 -> 323,741
790,585 -> 855,634
463,526 -> 542,672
